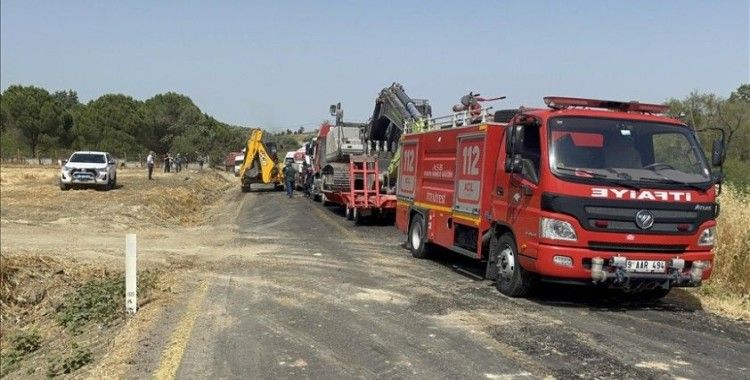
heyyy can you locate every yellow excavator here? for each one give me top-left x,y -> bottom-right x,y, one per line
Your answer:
238,129 -> 285,192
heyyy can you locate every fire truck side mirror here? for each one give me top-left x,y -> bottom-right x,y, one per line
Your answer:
711,138 -> 725,167
505,154 -> 523,174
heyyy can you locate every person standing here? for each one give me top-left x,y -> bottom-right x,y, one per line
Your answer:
164,153 -> 171,173
147,151 -> 155,179
303,164 -> 314,197
175,153 -> 182,172
283,162 -> 297,198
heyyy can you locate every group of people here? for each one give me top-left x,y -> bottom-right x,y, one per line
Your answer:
162,152 -> 185,173
283,161 -> 315,198
145,151 -> 205,180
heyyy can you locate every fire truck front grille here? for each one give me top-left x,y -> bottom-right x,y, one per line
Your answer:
541,192 -> 717,236
588,241 -> 687,253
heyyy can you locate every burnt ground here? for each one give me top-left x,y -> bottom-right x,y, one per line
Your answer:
128,190 -> 750,380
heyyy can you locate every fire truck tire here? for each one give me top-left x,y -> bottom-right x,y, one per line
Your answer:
408,213 -> 431,259
345,207 -> 353,220
493,233 -> 533,297
640,287 -> 671,300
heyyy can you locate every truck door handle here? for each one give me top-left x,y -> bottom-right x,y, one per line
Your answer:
495,186 -> 504,195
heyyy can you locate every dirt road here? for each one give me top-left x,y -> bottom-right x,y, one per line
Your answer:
127,190 -> 749,380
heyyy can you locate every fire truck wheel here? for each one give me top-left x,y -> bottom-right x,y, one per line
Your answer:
493,233 -> 533,297
346,207 -> 353,220
353,208 -> 363,225
408,213 -> 430,259
640,287 -> 671,300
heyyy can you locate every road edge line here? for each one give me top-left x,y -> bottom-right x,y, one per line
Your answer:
153,280 -> 209,380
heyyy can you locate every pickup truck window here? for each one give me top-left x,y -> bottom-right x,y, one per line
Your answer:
69,153 -> 106,164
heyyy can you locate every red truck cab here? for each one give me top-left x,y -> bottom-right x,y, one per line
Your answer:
395,97 -> 724,298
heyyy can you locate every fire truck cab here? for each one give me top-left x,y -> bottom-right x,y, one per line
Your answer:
395,97 -> 725,298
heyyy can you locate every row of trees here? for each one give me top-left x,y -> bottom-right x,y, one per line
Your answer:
666,84 -> 750,185
1,84 -> 747,181
0,85 -> 249,165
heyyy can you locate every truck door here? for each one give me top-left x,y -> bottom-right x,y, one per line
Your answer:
506,121 -> 543,260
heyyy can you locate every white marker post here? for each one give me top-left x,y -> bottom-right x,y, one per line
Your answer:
125,233 -> 137,314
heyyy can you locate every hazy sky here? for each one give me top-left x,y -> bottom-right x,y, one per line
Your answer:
2,1 -> 748,130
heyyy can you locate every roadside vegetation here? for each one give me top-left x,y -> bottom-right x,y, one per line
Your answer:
695,184 -> 750,319
0,254 -> 166,378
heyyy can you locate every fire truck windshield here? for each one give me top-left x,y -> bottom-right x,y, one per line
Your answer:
548,117 -> 711,188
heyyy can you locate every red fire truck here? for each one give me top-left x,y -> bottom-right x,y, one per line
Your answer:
395,96 -> 725,298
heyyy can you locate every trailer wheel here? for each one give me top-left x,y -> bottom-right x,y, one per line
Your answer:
408,213 -> 431,259
492,233 -> 533,297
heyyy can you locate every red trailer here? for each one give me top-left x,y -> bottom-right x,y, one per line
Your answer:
396,96 -> 725,298
322,155 -> 397,224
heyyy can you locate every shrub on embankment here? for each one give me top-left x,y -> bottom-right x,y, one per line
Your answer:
700,184 -> 750,318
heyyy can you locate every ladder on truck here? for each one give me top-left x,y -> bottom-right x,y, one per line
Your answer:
348,155 -> 381,209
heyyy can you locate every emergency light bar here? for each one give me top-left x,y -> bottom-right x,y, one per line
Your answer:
544,96 -> 669,114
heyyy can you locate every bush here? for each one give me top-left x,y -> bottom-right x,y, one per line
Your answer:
0,330 -> 43,376
701,184 -> 750,311
46,344 -> 93,377
723,158 -> 750,188
55,270 -> 161,333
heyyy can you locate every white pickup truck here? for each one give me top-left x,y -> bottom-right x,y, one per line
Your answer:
60,151 -> 117,191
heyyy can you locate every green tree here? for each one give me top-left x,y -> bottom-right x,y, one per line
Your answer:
142,92 -> 204,154
73,94 -> 145,156
1,85 -> 60,157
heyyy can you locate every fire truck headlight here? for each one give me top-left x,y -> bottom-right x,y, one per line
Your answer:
540,217 -> 578,242
698,227 -> 716,247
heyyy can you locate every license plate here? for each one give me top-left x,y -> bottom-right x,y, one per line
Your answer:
626,260 -> 666,273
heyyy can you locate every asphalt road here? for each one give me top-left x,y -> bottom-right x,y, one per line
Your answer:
134,190 -> 750,379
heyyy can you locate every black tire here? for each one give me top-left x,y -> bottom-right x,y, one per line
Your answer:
640,287 -> 672,300
353,208 -> 363,225
60,181 -> 70,191
492,233 -> 534,297
112,174 -> 117,188
241,185 -> 250,193
345,207 -> 354,220
407,213 -> 431,259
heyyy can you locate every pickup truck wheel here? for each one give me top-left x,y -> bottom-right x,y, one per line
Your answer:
493,233 -> 534,297
408,213 -> 431,259
60,181 -> 70,191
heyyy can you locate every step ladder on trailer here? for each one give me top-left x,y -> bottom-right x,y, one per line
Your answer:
348,155 -> 381,209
